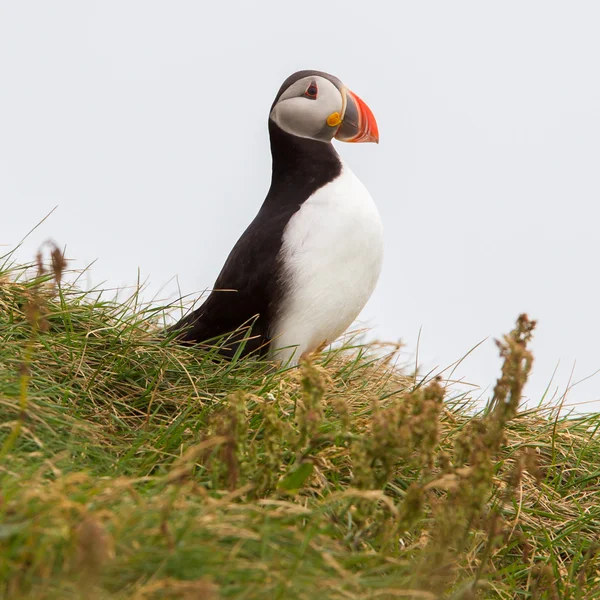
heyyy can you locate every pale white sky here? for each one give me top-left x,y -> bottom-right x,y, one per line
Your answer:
2,1 -> 600,412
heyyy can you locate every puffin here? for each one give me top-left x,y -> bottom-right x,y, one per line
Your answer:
170,70 -> 383,365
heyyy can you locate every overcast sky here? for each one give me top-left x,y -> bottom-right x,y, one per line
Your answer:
2,1 -> 600,412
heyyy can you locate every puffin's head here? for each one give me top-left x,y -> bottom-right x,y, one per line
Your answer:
269,70 -> 379,144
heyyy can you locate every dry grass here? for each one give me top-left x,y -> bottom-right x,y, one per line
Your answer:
1,253 -> 599,599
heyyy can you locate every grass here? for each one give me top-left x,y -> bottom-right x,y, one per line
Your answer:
1,250 -> 599,599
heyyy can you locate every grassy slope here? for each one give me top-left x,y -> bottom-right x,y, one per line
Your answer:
1,260 -> 599,599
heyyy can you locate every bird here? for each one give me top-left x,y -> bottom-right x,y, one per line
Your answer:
170,69 -> 383,365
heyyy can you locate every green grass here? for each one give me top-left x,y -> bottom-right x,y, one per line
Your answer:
1,255 -> 599,599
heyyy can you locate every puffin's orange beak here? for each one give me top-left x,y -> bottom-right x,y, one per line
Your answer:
335,87 -> 379,144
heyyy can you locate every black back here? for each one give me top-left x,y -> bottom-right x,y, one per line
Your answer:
169,117 -> 342,357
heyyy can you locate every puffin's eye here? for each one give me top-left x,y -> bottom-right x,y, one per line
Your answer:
304,81 -> 318,99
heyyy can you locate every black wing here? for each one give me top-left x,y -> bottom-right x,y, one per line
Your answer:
169,205 -> 296,358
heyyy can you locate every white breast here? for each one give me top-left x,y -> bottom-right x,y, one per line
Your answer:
270,161 -> 384,364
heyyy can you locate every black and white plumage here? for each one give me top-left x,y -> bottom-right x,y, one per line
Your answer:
170,70 -> 383,364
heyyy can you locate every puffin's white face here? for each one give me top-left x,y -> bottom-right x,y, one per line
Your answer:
269,71 -> 379,144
